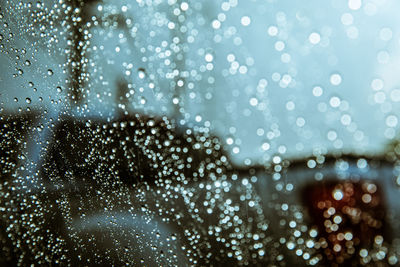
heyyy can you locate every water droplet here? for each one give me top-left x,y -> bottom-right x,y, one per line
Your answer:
330,73 -> 342,86
309,32 -> 321,44
241,16 -> 251,26
348,0 -> 362,10
138,68 -> 145,79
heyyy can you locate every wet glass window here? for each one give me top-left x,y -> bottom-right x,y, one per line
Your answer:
1,0 -> 400,265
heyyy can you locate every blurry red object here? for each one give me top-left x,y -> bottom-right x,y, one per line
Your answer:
302,180 -> 389,266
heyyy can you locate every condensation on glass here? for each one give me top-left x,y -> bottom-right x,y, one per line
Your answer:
1,0 -> 400,266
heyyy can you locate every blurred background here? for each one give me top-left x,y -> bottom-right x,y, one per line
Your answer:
2,0 -> 400,164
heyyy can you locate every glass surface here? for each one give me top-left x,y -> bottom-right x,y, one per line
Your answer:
1,0 -> 400,265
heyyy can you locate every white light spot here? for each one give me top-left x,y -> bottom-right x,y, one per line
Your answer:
180,2 -> 189,11
309,229 -> 318,237
241,16 -> 251,26
168,22 -> 175,29
333,215 -> 342,224
330,96 -> 341,108
226,137 -> 234,145
286,101 -> 295,111
312,86 -> 323,97
309,32 -> 321,44
287,242 -> 295,250
227,53 -> 235,62
348,0 -> 362,10
205,53 -> 213,62
261,142 -> 270,151
333,189 -> 344,200
275,41 -> 285,51
360,249 -> 368,257
327,130 -> 337,141
307,160 -> 316,168
341,114 -> 352,125
330,73 -> 342,86
281,74 -> 292,85
268,25 -> 278,36
221,2 -> 230,11
273,156 -> 281,164
212,20 -> 221,29
239,65 -> 248,74
306,240 -> 314,248
296,117 -> 305,127
218,13 -> 226,22
249,97 -> 258,106
344,232 -> 353,240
